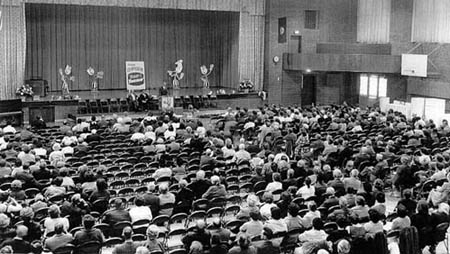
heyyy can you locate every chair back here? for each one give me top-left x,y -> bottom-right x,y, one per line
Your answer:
76,241 -> 102,254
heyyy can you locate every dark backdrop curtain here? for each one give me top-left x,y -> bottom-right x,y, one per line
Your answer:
25,3 -> 239,92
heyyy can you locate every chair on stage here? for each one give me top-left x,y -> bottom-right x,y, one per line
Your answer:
99,99 -> 110,113
209,94 -> 218,108
88,99 -> 100,114
190,95 -> 197,108
202,95 -> 209,108
149,95 -> 159,110
174,96 -> 183,108
183,95 -> 192,109
78,100 -> 89,114
109,98 -> 120,112
119,98 -> 129,112
192,95 -> 201,108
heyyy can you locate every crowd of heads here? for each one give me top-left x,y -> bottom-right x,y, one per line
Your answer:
0,104 -> 449,253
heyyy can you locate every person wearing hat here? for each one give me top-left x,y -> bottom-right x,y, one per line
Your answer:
43,222 -> 73,252
111,227 -> 140,254
20,206 -> 42,243
144,225 -> 164,253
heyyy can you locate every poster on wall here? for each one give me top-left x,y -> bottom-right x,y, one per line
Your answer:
126,61 -> 146,90
161,96 -> 174,111
401,54 -> 428,77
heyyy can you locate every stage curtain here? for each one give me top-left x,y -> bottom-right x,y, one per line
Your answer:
412,0 -> 450,43
25,4 -> 239,92
357,0 -> 391,43
0,0 -> 26,100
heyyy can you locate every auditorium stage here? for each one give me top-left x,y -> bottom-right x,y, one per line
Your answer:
17,88 -> 264,125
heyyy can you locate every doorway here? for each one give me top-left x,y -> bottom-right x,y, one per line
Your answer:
301,75 -> 316,106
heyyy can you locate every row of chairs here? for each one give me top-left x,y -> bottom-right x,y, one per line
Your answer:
78,97 -> 158,114
174,95 -> 217,109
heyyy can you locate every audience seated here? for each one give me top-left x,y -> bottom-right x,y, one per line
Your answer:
1,104 -> 450,253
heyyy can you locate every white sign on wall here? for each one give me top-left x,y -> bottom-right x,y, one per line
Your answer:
401,54 -> 428,77
126,61 -> 146,90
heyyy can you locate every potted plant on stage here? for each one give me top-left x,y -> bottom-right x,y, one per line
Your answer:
16,84 -> 34,102
239,79 -> 254,93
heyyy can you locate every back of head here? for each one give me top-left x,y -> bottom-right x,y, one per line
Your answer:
135,246 -> 150,254
263,226 -> 274,239
83,214 -> 95,229
397,204 -> 407,218
54,222 -> 65,234
288,203 -> 299,217
368,208 -> 380,223
237,234 -> 250,249
196,170 -> 205,180
122,226 -> 133,240
271,206 -> 282,220
159,183 -> 169,194
135,196 -> 145,206
312,218 -> 323,230
96,178 -> 108,191
16,225 -> 28,238
211,175 -> 220,185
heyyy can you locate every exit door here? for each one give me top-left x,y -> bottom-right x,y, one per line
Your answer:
301,75 -> 316,106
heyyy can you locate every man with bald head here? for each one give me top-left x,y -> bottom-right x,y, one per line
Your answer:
0,225 -> 37,253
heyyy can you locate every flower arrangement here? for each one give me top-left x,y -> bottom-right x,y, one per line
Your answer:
87,66 -> 104,91
16,84 -> 34,97
59,65 -> 75,95
200,64 -> 214,88
239,79 -> 254,91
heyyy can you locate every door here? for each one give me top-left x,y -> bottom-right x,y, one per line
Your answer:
301,75 -> 316,106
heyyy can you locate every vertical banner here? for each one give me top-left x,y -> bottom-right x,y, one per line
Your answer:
278,17 -> 287,43
126,61 -> 146,90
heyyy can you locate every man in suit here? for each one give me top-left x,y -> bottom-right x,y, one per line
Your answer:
112,227 -> 140,254
44,222 -> 73,252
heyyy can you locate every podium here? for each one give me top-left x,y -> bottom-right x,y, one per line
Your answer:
161,96 -> 174,111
